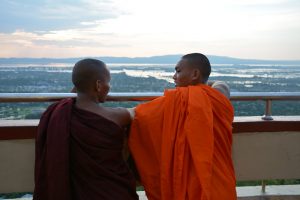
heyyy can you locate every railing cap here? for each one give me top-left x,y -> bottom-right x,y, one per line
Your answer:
0,92 -> 300,102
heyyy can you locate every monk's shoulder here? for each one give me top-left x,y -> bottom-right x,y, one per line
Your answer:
104,107 -> 131,127
110,107 -> 130,118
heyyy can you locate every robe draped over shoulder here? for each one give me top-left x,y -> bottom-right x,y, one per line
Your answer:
129,85 -> 236,200
34,98 -> 138,200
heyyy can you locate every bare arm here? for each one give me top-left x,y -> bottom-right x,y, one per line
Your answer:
102,107 -> 132,127
117,107 -> 133,127
207,81 -> 230,99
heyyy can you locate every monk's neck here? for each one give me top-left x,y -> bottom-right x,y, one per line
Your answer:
76,93 -> 100,108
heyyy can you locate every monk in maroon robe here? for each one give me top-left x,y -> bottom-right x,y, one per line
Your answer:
33,59 -> 138,200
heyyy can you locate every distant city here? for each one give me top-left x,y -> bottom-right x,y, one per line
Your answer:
0,57 -> 300,119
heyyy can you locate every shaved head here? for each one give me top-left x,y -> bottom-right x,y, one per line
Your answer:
182,53 -> 211,83
72,59 -> 110,93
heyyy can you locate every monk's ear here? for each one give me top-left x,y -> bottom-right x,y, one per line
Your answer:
191,69 -> 201,81
95,80 -> 102,92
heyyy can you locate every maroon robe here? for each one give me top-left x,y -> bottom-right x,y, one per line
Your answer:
33,98 -> 138,200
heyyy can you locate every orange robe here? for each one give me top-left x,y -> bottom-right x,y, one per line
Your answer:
129,85 -> 237,200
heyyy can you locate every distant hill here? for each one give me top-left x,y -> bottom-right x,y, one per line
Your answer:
0,55 -> 300,65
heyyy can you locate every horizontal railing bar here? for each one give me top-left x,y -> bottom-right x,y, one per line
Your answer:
230,92 -> 300,101
0,92 -> 300,103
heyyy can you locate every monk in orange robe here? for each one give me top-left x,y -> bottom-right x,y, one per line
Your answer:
34,59 -> 138,200
129,53 -> 237,200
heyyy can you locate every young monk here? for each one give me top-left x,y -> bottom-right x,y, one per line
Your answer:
33,59 -> 138,200
128,53 -> 237,200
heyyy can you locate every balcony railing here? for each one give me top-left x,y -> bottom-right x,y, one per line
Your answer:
1,92 -> 300,120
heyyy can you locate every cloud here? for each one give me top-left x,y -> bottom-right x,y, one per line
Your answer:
0,0 -> 299,59
0,26 -> 132,58
227,0 -> 296,6
0,0 -> 125,32
0,28 -> 116,44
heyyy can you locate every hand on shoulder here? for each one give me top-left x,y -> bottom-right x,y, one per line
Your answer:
208,81 -> 230,99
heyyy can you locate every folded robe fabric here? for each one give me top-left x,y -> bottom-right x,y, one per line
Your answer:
34,98 -> 138,200
129,85 -> 237,200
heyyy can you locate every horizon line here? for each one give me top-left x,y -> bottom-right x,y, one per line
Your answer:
0,54 -> 300,62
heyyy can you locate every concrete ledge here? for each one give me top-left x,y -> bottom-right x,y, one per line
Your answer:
237,185 -> 300,199
1,185 -> 300,199
1,116 -> 300,140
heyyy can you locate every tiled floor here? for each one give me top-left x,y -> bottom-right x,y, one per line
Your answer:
2,185 -> 300,200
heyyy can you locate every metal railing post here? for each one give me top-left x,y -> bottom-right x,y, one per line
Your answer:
262,100 -> 273,120
261,180 -> 266,193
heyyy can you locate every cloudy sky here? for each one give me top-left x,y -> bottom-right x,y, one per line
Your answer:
0,0 -> 299,59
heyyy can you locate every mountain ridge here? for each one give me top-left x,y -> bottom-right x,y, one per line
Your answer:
1,55 -> 300,65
